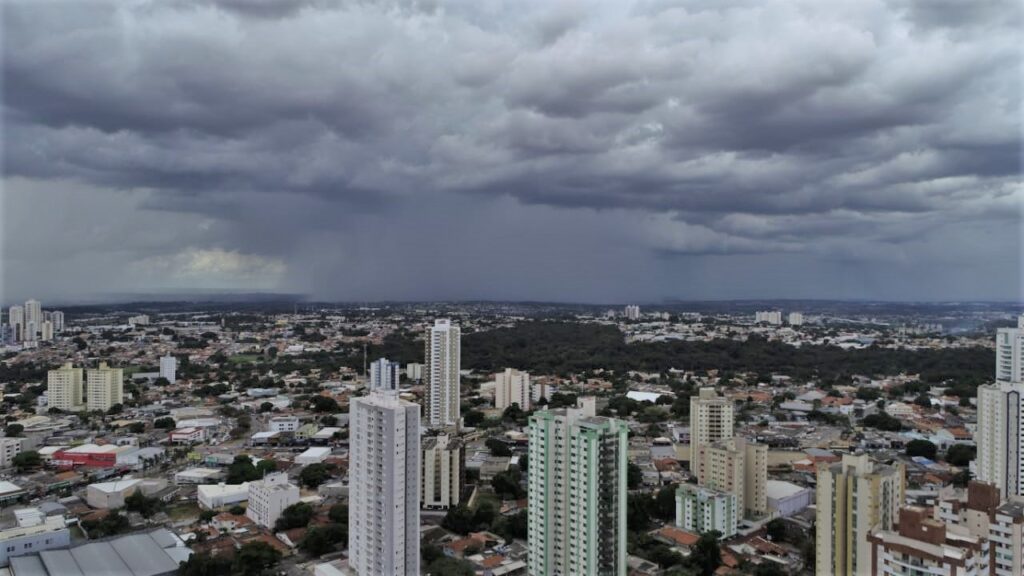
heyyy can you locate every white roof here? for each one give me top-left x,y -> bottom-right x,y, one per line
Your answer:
312,427 -> 341,439
251,431 -> 279,439
298,447 -> 331,458
0,480 -> 24,494
197,483 -> 249,497
766,480 -> 810,498
88,479 -> 142,494
626,391 -> 664,403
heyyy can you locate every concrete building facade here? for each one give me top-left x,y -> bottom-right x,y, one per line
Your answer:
690,387 -> 734,484
675,484 -> 738,539
86,363 -> 123,412
348,389 -> 421,576
47,363 -> 84,412
494,368 -> 531,411
246,472 -> 299,529
528,408 -> 628,576
424,319 -> 460,428
816,454 -> 905,576
421,434 -> 462,510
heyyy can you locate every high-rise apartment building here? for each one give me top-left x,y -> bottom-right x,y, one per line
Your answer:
935,481 -> 1022,576
86,362 -> 124,412
159,355 -> 177,383
976,314 -> 1024,499
690,387 -> 734,482
976,381 -> 1024,499
424,319 -> 460,428
406,363 -> 423,381
675,484 -> 737,538
246,472 -> 299,529
40,321 -> 53,342
816,454 -> 905,576
47,363 -> 84,412
348,389 -> 421,576
868,506 -> 990,576
421,433 -> 463,509
8,306 -> 24,342
23,300 -> 41,339
624,305 -> 641,321
695,437 -> 768,519
996,314 -> 1024,383
754,310 -> 782,325
528,408 -> 628,576
369,357 -> 400,391
50,311 -> 64,333
787,312 -> 803,326
494,368 -> 531,411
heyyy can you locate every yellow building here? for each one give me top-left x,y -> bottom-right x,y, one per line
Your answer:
86,362 -> 124,412
689,387 -> 734,482
696,437 -> 767,519
816,453 -> 905,576
47,363 -> 84,412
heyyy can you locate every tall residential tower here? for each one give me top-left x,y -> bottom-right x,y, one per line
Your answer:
976,313 -> 1024,499
348,389 -> 421,575
528,408 -> 628,576
424,319 -> 460,427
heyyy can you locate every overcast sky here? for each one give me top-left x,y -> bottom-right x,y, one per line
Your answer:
2,0 -> 1021,304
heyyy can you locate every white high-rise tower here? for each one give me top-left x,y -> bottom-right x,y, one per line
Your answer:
424,319 -> 460,427
8,306 -> 24,342
494,368 -> 531,411
976,314 -> 1024,499
369,357 -> 400,391
51,311 -> 64,333
348,389 -> 420,575
159,355 -> 177,383
23,300 -> 41,340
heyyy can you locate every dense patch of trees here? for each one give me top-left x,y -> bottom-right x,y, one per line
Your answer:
454,322 -> 991,389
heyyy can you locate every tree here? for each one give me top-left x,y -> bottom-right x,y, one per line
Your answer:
82,510 -> 130,539
627,462 -> 643,489
946,444 -> 976,467
229,505 -> 246,516
124,490 -> 162,518
259,402 -> 274,413
299,524 -> 346,556
107,403 -> 124,415
274,502 -> 314,531
766,518 -> 787,542
177,551 -> 232,576
463,410 -> 485,427
328,503 -> 347,524
906,439 -> 938,460
495,510 -> 527,541
226,455 -> 259,484
485,437 -> 512,457
425,557 -> 474,576
652,484 -> 677,521
199,510 -> 217,522
233,541 -> 281,575
472,501 -> 496,527
4,423 -> 24,437
492,468 -> 525,500
442,505 -> 475,535
914,394 -> 933,408
12,451 -> 40,470
128,422 -> 146,434
627,493 -> 652,531
309,395 -> 339,413
688,531 -> 723,576
299,463 -> 333,488
154,416 -> 176,429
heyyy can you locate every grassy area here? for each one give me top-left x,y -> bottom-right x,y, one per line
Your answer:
228,354 -> 261,364
69,525 -> 86,542
167,503 -> 201,522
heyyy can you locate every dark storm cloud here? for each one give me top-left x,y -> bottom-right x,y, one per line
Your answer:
1,0 -> 1021,302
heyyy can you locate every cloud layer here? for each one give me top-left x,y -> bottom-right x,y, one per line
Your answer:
2,0 -> 1021,302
